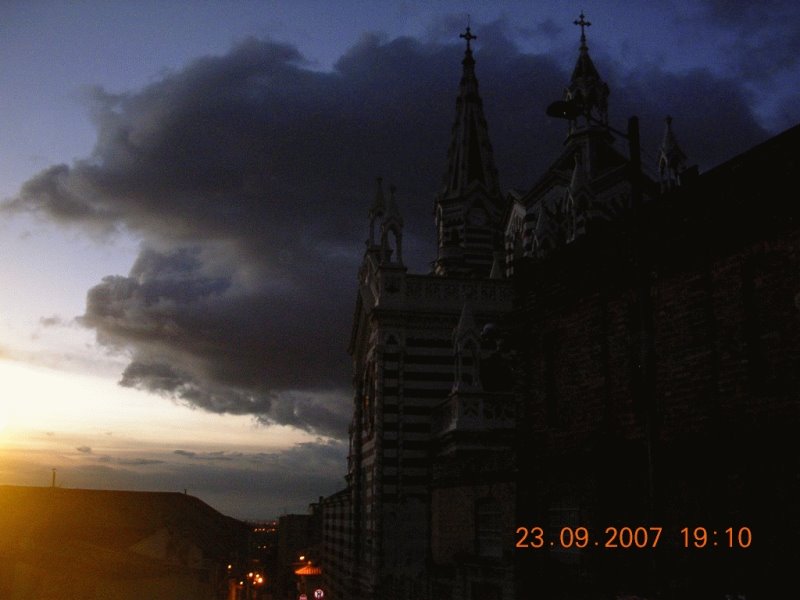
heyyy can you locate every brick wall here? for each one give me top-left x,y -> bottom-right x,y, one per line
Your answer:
511,127 -> 800,596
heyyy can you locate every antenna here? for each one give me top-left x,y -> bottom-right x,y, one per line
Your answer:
51,468 -> 56,488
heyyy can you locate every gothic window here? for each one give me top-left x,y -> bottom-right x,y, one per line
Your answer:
513,229 -> 524,259
457,338 -> 480,388
381,226 -> 402,264
463,339 -> 475,386
564,193 -> 576,242
363,367 -> 375,436
505,215 -> 525,275
369,215 -> 379,246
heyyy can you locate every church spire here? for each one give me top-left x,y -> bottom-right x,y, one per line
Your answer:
658,116 -> 688,191
442,24 -> 500,199
380,184 -> 404,266
368,176 -> 385,247
565,12 -> 609,132
434,23 -> 504,277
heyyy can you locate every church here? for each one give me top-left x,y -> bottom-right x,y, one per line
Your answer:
319,14 -> 800,600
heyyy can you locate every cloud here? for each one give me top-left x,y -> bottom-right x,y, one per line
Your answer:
611,66 -> 768,171
96,455 -> 164,466
691,0 -> 800,127
0,438 -> 344,519
39,315 -> 65,327
76,446 -> 92,454
6,22 -> 773,437
174,450 -> 236,461
697,0 -> 800,76
173,449 -> 197,458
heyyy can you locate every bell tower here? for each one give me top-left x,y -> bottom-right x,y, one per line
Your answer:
433,25 -> 504,277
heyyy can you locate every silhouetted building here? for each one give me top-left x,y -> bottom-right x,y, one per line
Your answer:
322,14 -> 800,600
239,520 -> 277,597
320,488 -> 352,599
320,23 -> 514,600
0,485 -> 247,600
512,119 -> 800,598
248,519 -> 277,563
274,505 -> 323,600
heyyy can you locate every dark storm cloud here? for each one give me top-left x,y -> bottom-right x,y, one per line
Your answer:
696,0 -> 800,81
612,66 -> 767,171
173,440 -> 346,518
7,22 -> 772,436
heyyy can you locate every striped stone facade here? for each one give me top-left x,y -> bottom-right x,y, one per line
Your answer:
345,248 -> 512,598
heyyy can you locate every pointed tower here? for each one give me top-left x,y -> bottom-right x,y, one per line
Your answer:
516,13 -> 635,262
434,25 -> 504,278
380,184 -> 404,266
453,301 -> 481,391
565,12 -> 610,135
658,116 -> 688,192
553,13 -> 618,221
368,176 -> 386,248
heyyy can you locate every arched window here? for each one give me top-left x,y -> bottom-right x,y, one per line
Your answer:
381,225 -> 403,265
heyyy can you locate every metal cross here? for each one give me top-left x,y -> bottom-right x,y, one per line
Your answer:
460,25 -> 477,51
574,11 -> 591,41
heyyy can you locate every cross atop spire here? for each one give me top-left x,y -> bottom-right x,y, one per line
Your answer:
460,24 -> 477,52
574,11 -> 591,48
